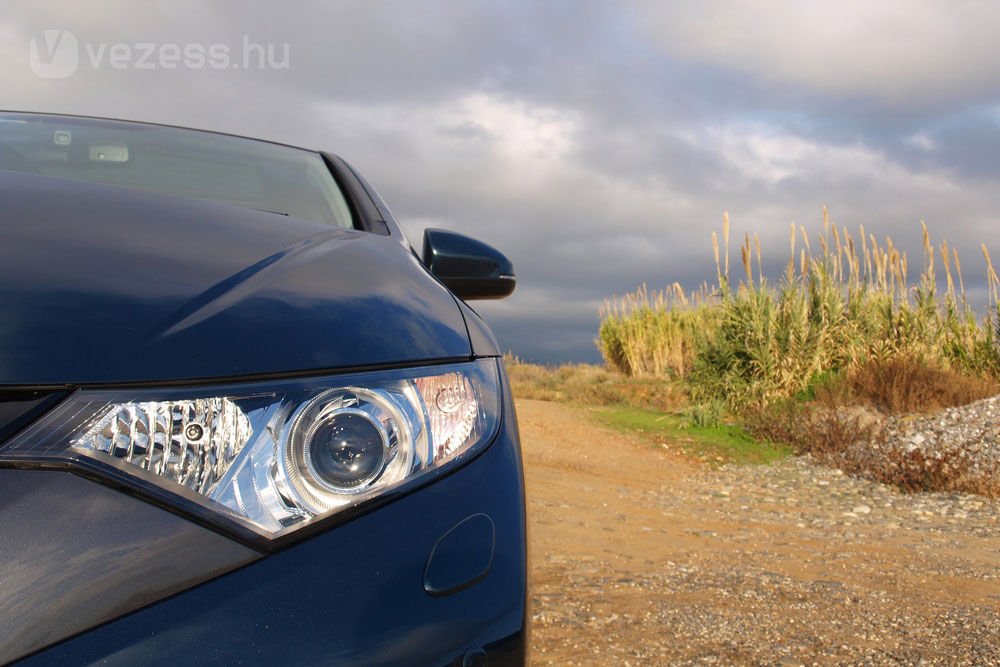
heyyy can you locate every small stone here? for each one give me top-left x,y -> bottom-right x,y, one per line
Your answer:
853,504 -> 872,515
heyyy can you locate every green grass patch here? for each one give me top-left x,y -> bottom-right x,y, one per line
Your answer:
593,406 -> 792,465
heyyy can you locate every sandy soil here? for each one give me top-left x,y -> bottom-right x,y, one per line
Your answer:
519,398 -> 1000,666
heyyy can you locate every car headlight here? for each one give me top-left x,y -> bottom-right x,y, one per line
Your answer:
0,359 -> 501,546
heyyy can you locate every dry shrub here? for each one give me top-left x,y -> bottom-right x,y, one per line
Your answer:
504,355 -> 683,411
846,357 -> 998,415
870,446 -> 1000,497
743,399 -> 881,463
744,393 -> 1000,498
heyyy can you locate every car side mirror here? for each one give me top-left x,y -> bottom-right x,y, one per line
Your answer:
422,228 -> 516,300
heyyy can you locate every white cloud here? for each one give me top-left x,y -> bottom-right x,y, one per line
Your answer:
678,122 -> 954,190
906,133 -> 937,151
454,94 -> 578,162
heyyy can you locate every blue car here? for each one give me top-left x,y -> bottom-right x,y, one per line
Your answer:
0,112 -> 527,666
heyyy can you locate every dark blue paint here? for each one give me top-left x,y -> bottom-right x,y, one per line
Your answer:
423,513 -> 496,597
0,470 -> 259,663
0,170 -> 471,385
459,301 -> 502,357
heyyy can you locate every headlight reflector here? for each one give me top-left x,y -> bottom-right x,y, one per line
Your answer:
71,397 -> 253,495
0,359 -> 501,544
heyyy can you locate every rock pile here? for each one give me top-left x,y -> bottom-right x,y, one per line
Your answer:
872,395 -> 1000,492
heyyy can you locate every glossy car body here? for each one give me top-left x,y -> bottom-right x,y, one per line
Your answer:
0,113 -> 527,665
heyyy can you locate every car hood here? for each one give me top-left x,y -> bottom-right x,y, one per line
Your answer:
0,171 -> 471,385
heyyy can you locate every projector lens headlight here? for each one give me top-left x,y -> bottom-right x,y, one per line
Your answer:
0,359 -> 501,544
300,405 -> 389,491
283,387 -> 411,511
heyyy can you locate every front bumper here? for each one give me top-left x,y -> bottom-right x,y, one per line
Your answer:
13,380 -> 528,666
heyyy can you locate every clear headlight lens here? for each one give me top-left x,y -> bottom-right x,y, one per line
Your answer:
71,397 -> 254,495
0,359 -> 501,543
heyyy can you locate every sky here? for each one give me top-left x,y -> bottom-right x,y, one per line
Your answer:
4,1 -> 1000,363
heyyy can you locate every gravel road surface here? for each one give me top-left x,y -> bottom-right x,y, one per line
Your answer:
520,399 -> 1000,666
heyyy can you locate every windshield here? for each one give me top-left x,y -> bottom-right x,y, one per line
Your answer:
0,113 -> 354,228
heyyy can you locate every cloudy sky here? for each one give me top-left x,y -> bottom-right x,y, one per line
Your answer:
4,1 -> 1000,362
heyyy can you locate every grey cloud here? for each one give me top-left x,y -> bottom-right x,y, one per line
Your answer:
3,1 -> 1000,363
634,0 -> 1000,107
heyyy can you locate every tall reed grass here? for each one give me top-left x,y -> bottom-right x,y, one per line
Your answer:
598,209 -> 1000,409
597,282 -> 720,378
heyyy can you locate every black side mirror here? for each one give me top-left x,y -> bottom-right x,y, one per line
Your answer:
422,228 -> 516,300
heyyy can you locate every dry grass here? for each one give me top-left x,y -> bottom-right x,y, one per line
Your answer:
846,356 -> 999,414
504,354 -> 684,412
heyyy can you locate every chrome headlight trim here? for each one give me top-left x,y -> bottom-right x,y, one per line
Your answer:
0,359 -> 502,551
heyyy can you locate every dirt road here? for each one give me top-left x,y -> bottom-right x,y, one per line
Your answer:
519,399 -> 1000,666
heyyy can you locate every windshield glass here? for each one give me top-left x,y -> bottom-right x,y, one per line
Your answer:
0,113 -> 354,228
